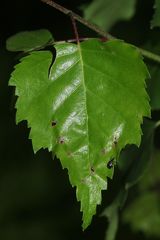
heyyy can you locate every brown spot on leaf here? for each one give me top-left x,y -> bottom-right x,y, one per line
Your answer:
67,152 -> 72,157
91,166 -> 95,173
101,148 -> 106,155
113,137 -> 118,145
59,137 -> 65,144
81,179 -> 85,184
51,120 -> 57,127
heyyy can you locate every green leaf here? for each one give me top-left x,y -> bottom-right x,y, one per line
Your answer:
82,0 -> 137,31
101,120 -> 155,240
101,189 -> 128,240
123,191 -> 160,237
123,150 -> 160,237
118,120 -> 155,189
139,150 -> 160,191
147,64 -> 160,110
151,0 -> 160,28
9,39 -> 150,229
103,204 -> 119,240
6,29 -> 53,52
142,35 -> 160,110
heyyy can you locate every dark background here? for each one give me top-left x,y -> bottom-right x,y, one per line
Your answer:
0,0 -> 158,239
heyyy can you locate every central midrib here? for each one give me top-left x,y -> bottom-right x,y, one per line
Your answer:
78,43 -> 91,169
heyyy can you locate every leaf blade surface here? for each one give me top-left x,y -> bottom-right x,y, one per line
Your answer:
82,0 -> 137,30
9,39 -> 150,229
6,29 -> 53,52
151,0 -> 160,28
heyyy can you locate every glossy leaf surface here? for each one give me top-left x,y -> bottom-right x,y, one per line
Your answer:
6,29 -> 53,52
83,0 -> 137,30
9,39 -> 150,229
101,120 -> 155,240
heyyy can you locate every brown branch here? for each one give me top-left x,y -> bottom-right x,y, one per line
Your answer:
40,0 -> 114,40
69,13 -> 80,44
40,0 -> 160,64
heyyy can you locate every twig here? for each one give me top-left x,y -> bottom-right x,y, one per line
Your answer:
41,0 -> 160,64
69,13 -> 80,44
40,0 -> 113,40
139,48 -> 160,64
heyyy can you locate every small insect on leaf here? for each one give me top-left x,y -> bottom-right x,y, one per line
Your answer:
107,159 -> 115,169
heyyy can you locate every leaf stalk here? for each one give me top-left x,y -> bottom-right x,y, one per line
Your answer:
41,0 -> 160,64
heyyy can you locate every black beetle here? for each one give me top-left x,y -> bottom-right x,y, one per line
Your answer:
107,158 -> 115,169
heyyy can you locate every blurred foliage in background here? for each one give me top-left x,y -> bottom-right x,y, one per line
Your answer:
0,0 -> 160,239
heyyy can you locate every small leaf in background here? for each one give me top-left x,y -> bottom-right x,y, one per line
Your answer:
143,36 -> 160,110
6,29 -> 53,52
151,0 -> 160,28
123,192 -> 160,237
123,150 -> 160,237
118,120 -> 155,189
148,64 -> 160,110
139,150 -> 160,191
82,0 -> 137,31
101,189 -> 128,240
101,120 -> 155,240
9,39 -> 150,229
